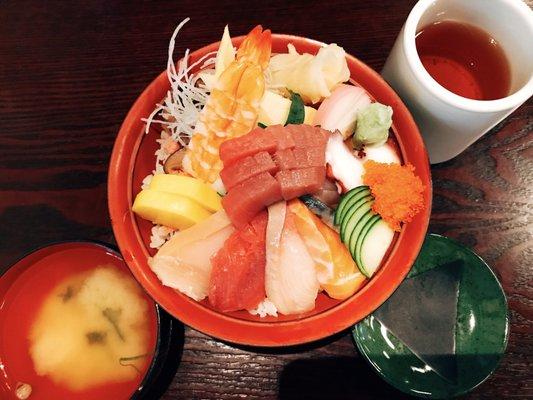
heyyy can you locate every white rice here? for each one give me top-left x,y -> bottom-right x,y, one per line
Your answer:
149,225 -> 176,250
248,298 -> 278,318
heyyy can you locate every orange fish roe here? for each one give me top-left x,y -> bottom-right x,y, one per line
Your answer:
363,161 -> 425,231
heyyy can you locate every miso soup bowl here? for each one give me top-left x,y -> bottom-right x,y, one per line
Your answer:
0,242 -> 183,400
108,34 -> 432,347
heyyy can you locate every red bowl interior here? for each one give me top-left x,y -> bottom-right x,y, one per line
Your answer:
108,34 -> 432,346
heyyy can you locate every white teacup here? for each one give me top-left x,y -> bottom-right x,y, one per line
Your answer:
382,0 -> 533,164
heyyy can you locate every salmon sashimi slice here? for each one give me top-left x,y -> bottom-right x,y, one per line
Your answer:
292,147 -> 326,168
265,202 -> 319,315
222,172 -> 282,228
208,211 -> 268,312
266,124 -> 296,150
219,127 -> 277,166
220,151 -> 278,190
273,149 -> 298,170
275,166 -> 326,200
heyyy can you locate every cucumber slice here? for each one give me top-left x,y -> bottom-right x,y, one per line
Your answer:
355,215 -> 381,275
285,92 -> 305,125
335,187 -> 363,225
338,191 -> 371,231
347,209 -> 376,260
334,186 -> 369,225
336,189 -> 370,228
339,195 -> 372,240
357,219 -> 395,278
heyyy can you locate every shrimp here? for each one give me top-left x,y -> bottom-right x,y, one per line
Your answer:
184,25 -> 272,183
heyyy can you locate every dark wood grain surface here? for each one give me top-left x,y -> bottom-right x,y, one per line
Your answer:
1,1 -> 531,399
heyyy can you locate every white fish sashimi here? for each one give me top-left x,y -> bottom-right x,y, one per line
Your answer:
149,256 -> 205,301
149,225 -> 234,301
149,211 -> 234,301
157,210 -> 231,252
265,202 -> 319,315
266,202 -> 286,252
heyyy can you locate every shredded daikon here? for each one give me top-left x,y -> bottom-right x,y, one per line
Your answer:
141,18 -> 216,187
143,18 -> 216,149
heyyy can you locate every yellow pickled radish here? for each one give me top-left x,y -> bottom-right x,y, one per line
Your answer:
132,189 -> 211,230
148,174 -> 222,212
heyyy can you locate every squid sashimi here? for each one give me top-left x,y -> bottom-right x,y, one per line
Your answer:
265,202 -> 319,315
148,211 -> 235,301
208,211 -> 268,312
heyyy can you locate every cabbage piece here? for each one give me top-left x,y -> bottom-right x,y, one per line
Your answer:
353,103 -> 393,148
267,44 -> 350,104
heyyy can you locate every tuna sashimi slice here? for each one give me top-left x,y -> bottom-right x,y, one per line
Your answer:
275,166 -> 326,200
222,172 -> 282,228
273,149 -> 298,170
209,211 -> 268,312
265,203 -> 319,315
285,124 -> 329,148
292,147 -> 326,168
220,151 -> 278,190
266,124 -> 296,150
219,127 -> 277,166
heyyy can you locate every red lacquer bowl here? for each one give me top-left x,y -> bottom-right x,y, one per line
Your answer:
108,34 -> 432,347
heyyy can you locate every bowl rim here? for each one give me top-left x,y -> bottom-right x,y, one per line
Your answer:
108,33 -> 432,347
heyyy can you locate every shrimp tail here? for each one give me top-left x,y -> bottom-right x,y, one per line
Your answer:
237,25 -> 272,70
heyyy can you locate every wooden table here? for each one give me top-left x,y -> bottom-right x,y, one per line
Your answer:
1,1 -> 531,398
